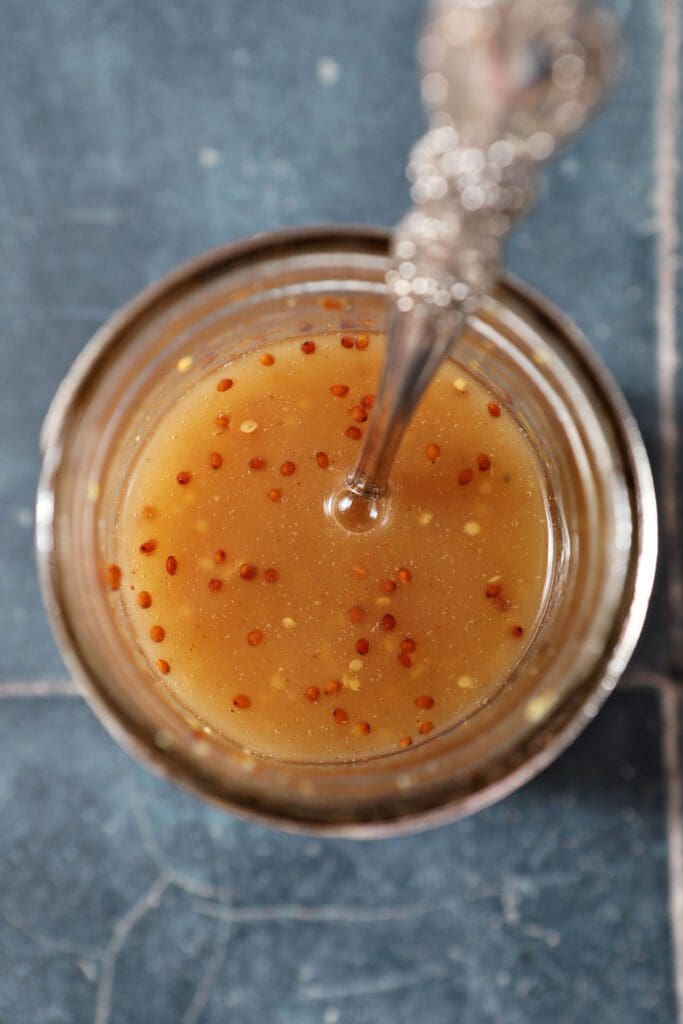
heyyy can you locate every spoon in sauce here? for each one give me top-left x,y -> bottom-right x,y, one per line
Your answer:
335,0 -> 617,532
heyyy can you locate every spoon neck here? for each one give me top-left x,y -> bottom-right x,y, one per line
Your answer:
346,301 -> 465,498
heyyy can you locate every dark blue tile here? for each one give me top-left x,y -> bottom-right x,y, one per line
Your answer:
0,2 -> 675,1022
0,688 -> 673,1024
1,0 -> 428,680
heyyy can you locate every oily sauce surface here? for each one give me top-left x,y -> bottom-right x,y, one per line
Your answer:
115,331 -> 549,761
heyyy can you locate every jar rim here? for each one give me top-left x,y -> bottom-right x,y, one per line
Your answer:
36,224 -> 658,837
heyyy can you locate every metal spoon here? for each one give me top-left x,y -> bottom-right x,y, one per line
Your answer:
335,0 -> 617,532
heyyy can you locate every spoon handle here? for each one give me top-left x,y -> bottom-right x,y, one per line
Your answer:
346,0 -> 617,503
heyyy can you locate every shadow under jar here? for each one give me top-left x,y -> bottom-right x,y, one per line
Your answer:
36,226 -> 656,837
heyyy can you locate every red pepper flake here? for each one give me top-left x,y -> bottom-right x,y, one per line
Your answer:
333,708 -> 349,724
209,452 -> 223,470
267,488 -> 282,503
488,402 -> 502,418
301,340 -> 316,355
330,384 -> 350,397
106,564 -> 122,591
166,555 -> 178,576
396,567 -> 412,584
323,297 -> 342,310
400,637 -> 417,654
233,694 -> 252,709
477,453 -> 491,471
415,695 -> 435,709
355,334 -> 369,351
208,577 -> 222,592
348,605 -> 365,624
215,414 -> 230,430
485,582 -> 501,598
345,425 -> 362,440
150,625 -> 165,643
139,539 -> 157,555
217,378 -> 233,392
361,394 -> 374,410
381,578 -> 396,594
156,659 -> 170,675
355,638 -> 370,656
356,721 -> 371,735
280,460 -> 296,476
340,336 -> 355,349
512,625 -> 524,638
380,613 -> 396,632
325,680 -> 342,696
315,451 -> 330,469
349,405 -> 368,423
213,549 -> 226,565
398,736 -> 413,749
249,456 -> 266,470
239,563 -> 257,580
259,352 -> 275,366
398,652 -> 412,668
426,443 -> 441,463
247,628 -> 263,646
176,471 -> 191,485
419,722 -> 433,736
305,685 -> 320,702
137,590 -> 152,609
264,567 -> 279,583
458,468 -> 473,485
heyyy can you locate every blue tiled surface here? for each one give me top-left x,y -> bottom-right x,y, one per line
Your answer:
0,1 -> 679,1022
0,692 -> 674,1024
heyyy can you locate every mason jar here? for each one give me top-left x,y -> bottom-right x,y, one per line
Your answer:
36,226 -> 657,836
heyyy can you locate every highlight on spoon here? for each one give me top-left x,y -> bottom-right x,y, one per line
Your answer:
326,484 -> 392,534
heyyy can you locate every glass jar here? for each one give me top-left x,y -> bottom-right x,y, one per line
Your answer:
36,226 -> 657,836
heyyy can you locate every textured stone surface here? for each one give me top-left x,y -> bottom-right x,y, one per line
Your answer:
0,690 -> 675,1024
0,0 -> 680,1021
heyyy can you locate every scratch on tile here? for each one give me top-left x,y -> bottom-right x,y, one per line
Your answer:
655,0 -> 683,671
182,918 -> 232,1024
122,763 -> 231,902
302,963 -> 448,1001
0,680 -> 79,698
622,670 -> 678,691
0,905 -> 97,961
94,874 -> 170,1024
195,897 -> 441,925
661,684 -> 683,1023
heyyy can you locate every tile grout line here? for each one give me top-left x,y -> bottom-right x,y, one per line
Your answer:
656,1 -> 683,1017
656,0 -> 683,671
661,684 -> 683,1022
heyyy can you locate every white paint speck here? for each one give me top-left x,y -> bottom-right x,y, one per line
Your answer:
317,57 -> 340,86
15,507 -> 33,528
560,156 -> 580,178
198,147 -> 222,168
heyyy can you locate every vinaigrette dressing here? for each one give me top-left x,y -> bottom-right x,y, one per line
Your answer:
112,330 -> 549,761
